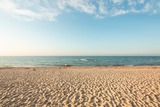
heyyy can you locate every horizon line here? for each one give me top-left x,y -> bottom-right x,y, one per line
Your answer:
0,55 -> 160,57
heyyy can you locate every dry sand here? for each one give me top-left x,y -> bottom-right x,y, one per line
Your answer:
0,66 -> 160,107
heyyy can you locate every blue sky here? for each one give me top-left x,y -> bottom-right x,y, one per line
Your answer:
0,0 -> 160,56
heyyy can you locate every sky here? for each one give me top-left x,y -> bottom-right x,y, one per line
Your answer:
0,0 -> 160,56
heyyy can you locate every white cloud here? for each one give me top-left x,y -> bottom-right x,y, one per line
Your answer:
128,0 -> 136,6
0,0 -> 159,21
0,0 -> 16,11
142,2 -> 152,12
67,0 -> 96,14
138,0 -> 145,4
57,0 -> 67,10
99,0 -> 108,14
157,2 -> 160,7
0,0 -> 60,21
112,0 -> 123,4
112,9 -> 128,16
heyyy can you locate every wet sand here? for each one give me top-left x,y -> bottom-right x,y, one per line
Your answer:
0,66 -> 160,106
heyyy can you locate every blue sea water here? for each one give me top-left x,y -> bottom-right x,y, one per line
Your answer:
0,56 -> 160,67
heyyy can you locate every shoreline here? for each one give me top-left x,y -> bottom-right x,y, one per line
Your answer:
1,65 -> 160,69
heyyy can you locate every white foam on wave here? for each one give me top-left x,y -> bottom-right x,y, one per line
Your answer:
80,59 -> 96,61
80,59 -> 88,61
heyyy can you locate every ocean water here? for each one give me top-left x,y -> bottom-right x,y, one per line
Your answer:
0,56 -> 160,67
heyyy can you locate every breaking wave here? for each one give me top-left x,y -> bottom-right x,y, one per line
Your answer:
80,59 -> 96,61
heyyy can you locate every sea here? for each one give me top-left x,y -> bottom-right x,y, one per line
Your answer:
0,56 -> 160,67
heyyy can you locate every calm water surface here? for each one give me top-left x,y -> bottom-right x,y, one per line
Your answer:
0,56 -> 160,67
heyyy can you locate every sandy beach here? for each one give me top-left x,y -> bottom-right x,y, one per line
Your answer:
0,66 -> 160,106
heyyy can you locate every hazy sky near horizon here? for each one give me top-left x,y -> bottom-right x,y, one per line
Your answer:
0,0 -> 160,56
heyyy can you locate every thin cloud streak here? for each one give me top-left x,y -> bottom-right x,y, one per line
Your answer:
0,0 -> 159,21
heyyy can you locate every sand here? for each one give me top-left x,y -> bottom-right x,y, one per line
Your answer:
0,66 -> 160,107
